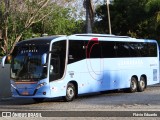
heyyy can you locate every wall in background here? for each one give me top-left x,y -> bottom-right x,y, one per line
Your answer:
0,64 -> 11,99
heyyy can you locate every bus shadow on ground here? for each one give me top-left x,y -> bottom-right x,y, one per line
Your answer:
0,84 -> 159,106
0,89 -> 127,105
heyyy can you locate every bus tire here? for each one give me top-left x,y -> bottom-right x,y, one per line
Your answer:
64,83 -> 76,102
33,98 -> 44,103
137,76 -> 146,92
129,76 -> 138,93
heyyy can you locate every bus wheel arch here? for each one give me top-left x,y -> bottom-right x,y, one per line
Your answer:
129,75 -> 138,93
64,81 -> 78,102
138,74 -> 147,92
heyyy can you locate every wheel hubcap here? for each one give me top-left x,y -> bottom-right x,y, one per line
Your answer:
140,80 -> 145,88
67,87 -> 74,98
131,81 -> 136,90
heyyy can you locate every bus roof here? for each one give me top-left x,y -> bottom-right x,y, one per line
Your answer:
73,33 -> 131,38
16,36 -> 63,46
69,34 -> 157,43
16,34 -> 157,46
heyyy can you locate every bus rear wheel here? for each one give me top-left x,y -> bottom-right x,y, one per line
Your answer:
137,76 -> 146,92
129,76 -> 138,93
64,83 -> 76,102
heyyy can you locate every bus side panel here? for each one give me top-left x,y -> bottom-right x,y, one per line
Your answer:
49,80 -> 67,97
66,59 -> 129,94
65,57 -> 159,95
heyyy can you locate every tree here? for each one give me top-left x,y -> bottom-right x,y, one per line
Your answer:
95,0 -> 160,40
84,0 -> 94,33
0,0 -> 76,55
145,0 -> 160,40
146,0 -> 160,23
32,7 -> 85,35
94,0 -> 150,37
0,0 -> 10,55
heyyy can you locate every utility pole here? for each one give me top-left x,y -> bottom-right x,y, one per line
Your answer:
106,0 -> 112,34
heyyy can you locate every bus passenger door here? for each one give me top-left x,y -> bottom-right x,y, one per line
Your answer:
49,40 -> 67,82
49,54 -> 60,81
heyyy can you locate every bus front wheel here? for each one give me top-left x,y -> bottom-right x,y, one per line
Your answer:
64,83 -> 76,102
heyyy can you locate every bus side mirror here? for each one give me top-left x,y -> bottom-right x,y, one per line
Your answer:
42,53 -> 47,67
1,55 -> 12,68
1,56 -> 6,68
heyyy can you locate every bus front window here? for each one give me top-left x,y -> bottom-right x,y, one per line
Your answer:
11,46 -> 49,81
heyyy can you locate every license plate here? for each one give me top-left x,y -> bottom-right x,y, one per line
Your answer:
22,91 -> 29,95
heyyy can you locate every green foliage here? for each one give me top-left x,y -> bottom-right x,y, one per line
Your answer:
0,1 -> 85,56
146,0 -> 160,26
94,0 -> 160,40
32,7 -> 85,36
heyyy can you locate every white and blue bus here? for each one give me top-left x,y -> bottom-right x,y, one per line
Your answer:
1,34 -> 159,102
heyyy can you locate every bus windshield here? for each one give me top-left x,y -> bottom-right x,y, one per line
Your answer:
11,45 -> 49,81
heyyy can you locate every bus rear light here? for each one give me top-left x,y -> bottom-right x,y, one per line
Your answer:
36,82 -> 47,89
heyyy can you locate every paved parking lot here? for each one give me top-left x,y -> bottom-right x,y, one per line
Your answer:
0,84 -> 160,119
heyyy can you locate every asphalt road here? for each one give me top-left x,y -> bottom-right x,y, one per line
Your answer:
0,84 -> 160,120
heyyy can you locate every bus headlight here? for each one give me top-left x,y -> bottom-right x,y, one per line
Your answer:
36,82 -> 47,89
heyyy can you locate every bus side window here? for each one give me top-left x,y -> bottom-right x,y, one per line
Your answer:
116,42 -> 130,57
148,43 -> 157,57
129,42 -> 141,57
68,40 -> 85,64
139,43 -> 148,57
86,39 -> 102,58
102,41 -> 116,58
